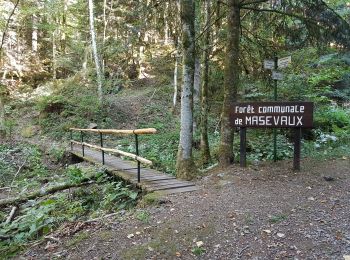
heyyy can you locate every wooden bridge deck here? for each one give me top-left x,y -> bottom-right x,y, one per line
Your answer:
70,144 -> 198,195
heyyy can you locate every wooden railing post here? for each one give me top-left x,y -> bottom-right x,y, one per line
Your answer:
70,130 -> 73,151
100,132 -> 105,165
135,134 -> 141,183
81,131 -> 85,157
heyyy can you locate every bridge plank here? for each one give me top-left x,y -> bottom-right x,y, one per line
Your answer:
153,186 -> 199,194
142,180 -> 193,186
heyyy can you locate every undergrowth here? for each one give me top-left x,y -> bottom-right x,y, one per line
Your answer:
0,143 -> 140,258
35,76 -> 113,139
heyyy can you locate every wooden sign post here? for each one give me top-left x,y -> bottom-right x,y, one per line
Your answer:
231,102 -> 314,171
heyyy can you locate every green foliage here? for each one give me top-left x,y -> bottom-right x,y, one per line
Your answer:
66,165 -> 107,185
0,146 -> 14,184
48,146 -> 66,163
35,94 -> 66,114
135,210 -> 150,223
303,128 -> 350,159
269,214 -> 288,224
0,161 -> 140,257
35,77 -> 111,139
0,143 -> 48,188
140,130 -> 179,175
0,194 -> 85,257
239,132 -> 293,162
314,106 -> 350,132
133,105 -> 180,174
20,125 -> 37,138
66,232 -> 90,247
278,49 -> 350,103
67,167 -> 85,184
102,181 -> 139,211
0,200 -> 56,244
191,246 -> 206,256
308,67 -> 345,88
139,192 -> 162,207
3,118 -> 17,137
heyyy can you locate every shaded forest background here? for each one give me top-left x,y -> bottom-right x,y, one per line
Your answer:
0,0 -> 349,174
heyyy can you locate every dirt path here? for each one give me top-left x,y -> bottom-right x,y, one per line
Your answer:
20,158 -> 350,259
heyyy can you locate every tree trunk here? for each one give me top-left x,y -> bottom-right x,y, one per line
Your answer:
32,13 -> 38,53
61,0 -> 68,54
164,2 -> 169,44
88,0 -> 104,104
102,0 -> 109,74
193,58 -> 201,105
0,94 -> 5,138
200,0 -> 211,165
176,0 -> 196,180
193,57 -> 201,134
52,29 -> 57,79
212,0 -> 222,54
219,0 -> 240,167
0,181 -> 95,208
172,51 -> 179,113
192,0 -> 202,135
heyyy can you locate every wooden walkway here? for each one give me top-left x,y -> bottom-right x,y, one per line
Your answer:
70,144 -> 198,195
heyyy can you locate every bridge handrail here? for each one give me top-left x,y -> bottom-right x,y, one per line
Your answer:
69,128 -> 157,136
70,140 -> 152,165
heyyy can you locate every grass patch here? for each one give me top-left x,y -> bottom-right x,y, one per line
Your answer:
20,125 -> 37,138
135,210 -> 150,223
269,214 -> 288,224
191,246 -> 206,256
138,192 -> 163,207
121,234 -> 179,260
66,232 -> 90,247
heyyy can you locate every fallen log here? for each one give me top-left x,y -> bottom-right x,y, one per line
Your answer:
5,206 -> 17,224
0,180 -> 95,208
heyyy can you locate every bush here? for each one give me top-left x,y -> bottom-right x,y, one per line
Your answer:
314,106 -> 350,132
35,77 -> 111,139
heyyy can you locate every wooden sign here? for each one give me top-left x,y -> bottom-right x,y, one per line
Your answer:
264,59 -> 274,70
278,56 -> 291,68
270,0 -> 281,9
272,70 -> 284,80
230,102 -> 314,128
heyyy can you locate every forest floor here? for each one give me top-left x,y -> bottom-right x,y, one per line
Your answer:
16,157 -> 350,260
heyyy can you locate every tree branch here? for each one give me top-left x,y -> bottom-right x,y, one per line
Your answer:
240,0 -> 268,7
0,0 -> 20,54
5,206 -> 17,224
240,6 -> 320,27
195,8 -> 227,43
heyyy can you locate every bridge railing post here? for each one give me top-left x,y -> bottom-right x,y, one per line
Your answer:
81,131 -> 85,157
135,134 -> 141,183
70,130 -> 73,151
100,132 -> 105,165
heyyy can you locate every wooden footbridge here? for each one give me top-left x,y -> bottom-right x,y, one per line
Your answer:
69,127 -> 198,195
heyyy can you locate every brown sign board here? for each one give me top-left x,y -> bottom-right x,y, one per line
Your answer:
230,102 -> 314,128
